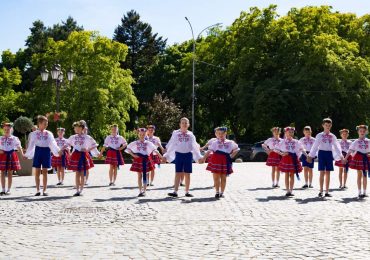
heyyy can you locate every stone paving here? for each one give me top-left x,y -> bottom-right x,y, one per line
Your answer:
0,162 -> 370,259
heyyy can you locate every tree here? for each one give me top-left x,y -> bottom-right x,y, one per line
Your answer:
28,31 -> 138,142
13,116 -> 34,146
0,67 -> 23,122
113,10 -> 167,82
144,93 -> 183,140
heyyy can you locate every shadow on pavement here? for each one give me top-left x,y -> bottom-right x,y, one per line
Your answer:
149,186 -> 174,191
338,197 -> 365,204
191,186 -> 214,191
16,195 -> 72,202
294,197 -> 325,204
256,196 -> 290,202
94,196 -> 138,202
181,197 -> 219,203
136,197 -> 175,203
248,187 -> 275,191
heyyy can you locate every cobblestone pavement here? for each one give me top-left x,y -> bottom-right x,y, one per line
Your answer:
1,162 -> 370,259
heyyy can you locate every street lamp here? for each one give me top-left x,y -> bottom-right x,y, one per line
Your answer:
40,64 -> 74,118
185,17 -> 222,134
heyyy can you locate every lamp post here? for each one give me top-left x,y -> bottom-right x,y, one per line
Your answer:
185,17 -> 222,134
40,64 -> 75,120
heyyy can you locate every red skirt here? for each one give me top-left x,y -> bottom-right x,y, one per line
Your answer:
130,156 -> 154,173
349,153 -> 369,171
0,151 -> 21,171
105,149 -> 124,166
206,152 -> 233,175
150,153 -> 161,165
335,155 -> 352,168
279,154 -> 302,173
51,150 -> 69,168
266,151 -> 281,166
67,151 -> 94,172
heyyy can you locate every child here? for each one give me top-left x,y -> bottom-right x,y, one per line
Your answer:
52,128 -> 70,185
307,118 -> 343,198
125,128 -> 161,197
25,115 -> 61,196
163,117 -> 202,198
298,126 -> 316,189
99,124 -> 127,186
202,127 -> 239,198
345,125 -> 370,198
262,127 -> 283,188
66,121 -> 98,196
275,127 -> 303,197
0,123 -> 23,195
335,129 -> 352,189
145,125 -> 165,186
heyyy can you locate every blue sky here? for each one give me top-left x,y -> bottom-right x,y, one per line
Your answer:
1,0 -> 370,53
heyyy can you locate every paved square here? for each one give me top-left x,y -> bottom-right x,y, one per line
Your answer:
0,163 -> 369,259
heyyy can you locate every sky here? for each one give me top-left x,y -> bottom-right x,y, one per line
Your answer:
0,0 -> 370,53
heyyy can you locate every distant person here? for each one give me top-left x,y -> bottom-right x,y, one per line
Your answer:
344,125 -> 370,199
125,128 -> 161,197
52,127 -> 70,186
99,124 -> 127,186
307,118 -> 343,198
201,127 -> 239,198
25,115 -> 61,196
0,122 -> 24,195
262,127 -> 283,188
275,127 -> 304,197
299,126 -> 316,189
335,129 -> 352,190
163,117 -> 202,198
145,125 -> 165,186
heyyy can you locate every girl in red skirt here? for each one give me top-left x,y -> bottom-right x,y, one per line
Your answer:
344,125 -> 370,199
275,127 -> 304,197
99,124 -> 127,186
0,123 -> 23,195
125,128 -> 162,197
65,121 -> 98,196
262,127 -> 283,188
145,125 -> 165,186
202,127 -> 239,198
52,128 -> 70,186
335,129 -> 352,190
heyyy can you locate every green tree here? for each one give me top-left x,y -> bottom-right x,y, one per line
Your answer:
28,31 -> 138,142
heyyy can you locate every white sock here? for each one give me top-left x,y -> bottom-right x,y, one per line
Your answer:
364,190 -> 367,195
359,190 -> 362,195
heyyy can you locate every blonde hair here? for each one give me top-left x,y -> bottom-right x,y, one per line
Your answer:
180,117 -> 190,124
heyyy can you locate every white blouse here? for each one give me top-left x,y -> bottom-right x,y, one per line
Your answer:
308,132 -> 342,160
208,139 -> 239,154
298,137 -> 316,152
263,137 -> 282,150
163,130 -> 202,162
25,130 -> 60,158
125,140 -> 157,156
103,135 -> 127,150
0,135 -> 22,151
348,138 -> 370,155
275,138 -> 303,157
66,134 -> 98,151
338,139 -> 352,153
145,135 -> 161,148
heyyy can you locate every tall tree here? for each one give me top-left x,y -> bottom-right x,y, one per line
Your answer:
113,10 -> 167,87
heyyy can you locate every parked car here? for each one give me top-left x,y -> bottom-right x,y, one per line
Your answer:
234,143 -> 252,162
250,141 -> 268,162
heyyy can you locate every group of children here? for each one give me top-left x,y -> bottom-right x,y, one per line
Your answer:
0,116 -> 240,199
263,118 -> 370,199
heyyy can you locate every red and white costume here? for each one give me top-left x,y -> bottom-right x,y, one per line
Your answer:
103,135 -> 127,166
66,134 -> 98,172
25,130 -> 60,159
51,137 -> 70,168
145,135 -> 162,165
275,138 -> 303,173
0,135 -> 22,171
263,137 -> 283,166
125,140 -> 157,172
206,138 -> 239,174
335,139 -> 352,167
348,138 -> 370,170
